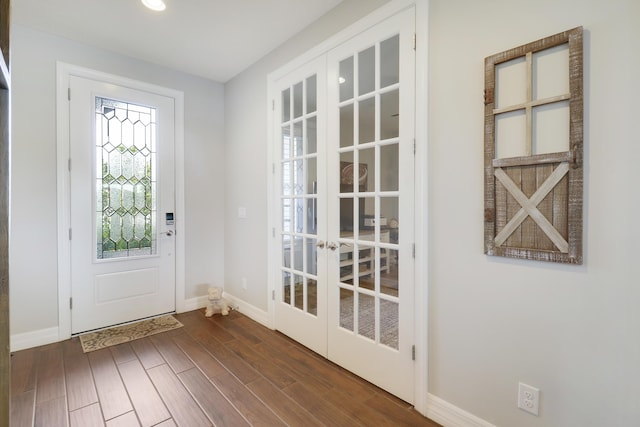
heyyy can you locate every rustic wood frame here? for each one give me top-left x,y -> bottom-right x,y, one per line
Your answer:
484,27 -> 583,264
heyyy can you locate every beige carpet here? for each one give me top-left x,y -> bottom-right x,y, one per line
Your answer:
79,315 -> 183,353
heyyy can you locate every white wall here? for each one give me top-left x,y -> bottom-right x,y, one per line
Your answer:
428,0 -> 640,426
224,0 -> 390,311
10,26 -> 225,337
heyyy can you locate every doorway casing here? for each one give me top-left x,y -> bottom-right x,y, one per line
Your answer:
56,62 -> 186,340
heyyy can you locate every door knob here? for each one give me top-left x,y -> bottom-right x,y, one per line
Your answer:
326,242 -> 338,251
316,240 -> 325,249
163,230 -> 174,236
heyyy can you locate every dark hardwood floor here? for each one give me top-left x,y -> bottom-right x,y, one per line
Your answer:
10,309 -> 440,426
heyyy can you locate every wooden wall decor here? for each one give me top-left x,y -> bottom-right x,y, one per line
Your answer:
484,27 -> 583,264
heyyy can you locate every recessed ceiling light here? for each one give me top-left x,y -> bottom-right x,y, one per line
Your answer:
142,0 -> 166,11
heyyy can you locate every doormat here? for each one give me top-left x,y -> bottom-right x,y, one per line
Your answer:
79,315 -> 183,353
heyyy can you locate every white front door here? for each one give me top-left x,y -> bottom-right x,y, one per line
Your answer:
69,76 -> 176,334
273,7 -> 415,402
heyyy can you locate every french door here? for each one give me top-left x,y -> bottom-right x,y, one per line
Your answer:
274,8 -> 415,402
69,76 -> 176,334
274,57 -> 328,355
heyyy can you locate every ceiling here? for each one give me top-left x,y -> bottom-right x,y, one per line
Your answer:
12,0 -> 344,83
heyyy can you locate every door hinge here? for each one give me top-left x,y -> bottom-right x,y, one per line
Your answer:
69,228 -> 72,240
413,139 -> 416,155
272,227 -> 276,238
272,163 -> 276,174
412,243 -> 415,258
68,158 -> 71,171
70,297 -> 73,309
68,87 -> 71,101
272,99 -> 275,111
413,33 -> 416,50
272,290 -> 275,301
412,345 -> 416,361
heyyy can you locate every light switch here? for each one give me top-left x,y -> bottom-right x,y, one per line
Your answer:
238,207 -> 247,219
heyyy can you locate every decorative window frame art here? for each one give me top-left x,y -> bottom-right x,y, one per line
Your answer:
484,27 -> 583,264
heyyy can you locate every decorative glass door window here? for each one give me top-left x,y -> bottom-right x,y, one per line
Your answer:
95,97 -> 157,259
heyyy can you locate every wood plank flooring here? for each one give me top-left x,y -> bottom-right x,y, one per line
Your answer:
10,309 -> 440,426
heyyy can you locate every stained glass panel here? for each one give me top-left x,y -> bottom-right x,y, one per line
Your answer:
96,97 -> 156,259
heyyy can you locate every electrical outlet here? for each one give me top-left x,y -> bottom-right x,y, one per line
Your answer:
241,277 -> 247,290
518,382 -> 540,416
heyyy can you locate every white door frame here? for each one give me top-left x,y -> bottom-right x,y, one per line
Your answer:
267,0 -> 429,415
56,62 -> 186,340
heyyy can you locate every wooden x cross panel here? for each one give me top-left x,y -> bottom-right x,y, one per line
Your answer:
494,162 -> 570,253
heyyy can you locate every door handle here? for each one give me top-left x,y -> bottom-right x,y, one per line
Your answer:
316,240 -> 325,249
163,230 -> 174,236
326,242 -> 350,251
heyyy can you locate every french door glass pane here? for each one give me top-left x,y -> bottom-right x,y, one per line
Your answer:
294,274 -> 304,310
306,75 -> 317,113
293,82 -> 303,118
358,47 -> 375,95
381,251 -> 399,297
282,161 -> 291,195
339,57 -> 354,102
359,97 -> 375,144
380,143 -> 399,191
293,160 -> 304,195
358,293 -> 376,340
283,271 -> 291,305
340,288 -> 354,331
282,88 -> 291,122
307,116 -> 317,154
380,35 -> 400,88
293,121 -> 303,157
380,298 -> 399,349
334,33 -> 401,349
380,89 -> 399,140
96,97 -> 156,260
308,278 -> 318,315
280,74 -> 320,317
307,158 -> 317,195
340,104 -> 354,147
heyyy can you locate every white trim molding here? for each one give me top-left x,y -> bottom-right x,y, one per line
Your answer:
55,62 -> 186,341
413,0 -> 430,416
223,292 -> 271,328
11,327 -> 60,352
182,292 -> 271,328
426,394 -> 497,427
181,295 -> 209,314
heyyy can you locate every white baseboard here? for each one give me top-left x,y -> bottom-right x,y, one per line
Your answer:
222,292 -> 272,328
181,295 -> 209,313
11,327 -> 60,352
426,394 -> 496,427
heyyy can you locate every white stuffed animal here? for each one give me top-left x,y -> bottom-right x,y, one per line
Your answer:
205,286 -> 230,317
